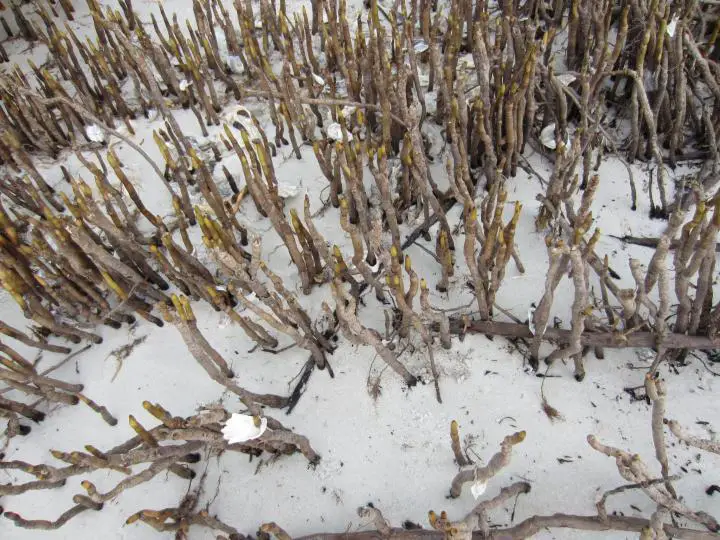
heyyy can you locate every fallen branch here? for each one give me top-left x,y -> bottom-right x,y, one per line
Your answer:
283,514 -> 719,540
0,322 -> 71,354
4,502 -> 97,530
611,235 -> 720,253
448,319 -> 720,350
666,420 -> 720,455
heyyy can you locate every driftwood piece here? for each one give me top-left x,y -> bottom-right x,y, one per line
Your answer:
612,235 -> 720,253
0,322 -> 71,354
449,319 -> 720,350
279,514 -> 718,540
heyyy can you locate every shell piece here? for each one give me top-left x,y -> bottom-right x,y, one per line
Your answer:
327,122 -> 353,141
312,73 -> 325,86
179,79 -> 192,91
458,54 -> 475,70
85,125 -> 105,143
413,39 -> 429,53
666,16 -> 679,37
539,124 -> 571,150
224,107 -> 262,142
221,414 -> 268,443
470,481 -> 488,499
215,28 -> 227,52
528,305 -> 536,335
276,177 -> 302,199
226,55 -> 245,75
555,73 -> 577,86
214,28 -> 245,74
540,124 -> 558,149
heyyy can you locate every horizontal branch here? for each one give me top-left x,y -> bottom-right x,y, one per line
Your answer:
0,322 -> 71,354
4,503 -> 93,530
294,514 -> 718,540
448,320 -> 720,350
611,235 -> 720,253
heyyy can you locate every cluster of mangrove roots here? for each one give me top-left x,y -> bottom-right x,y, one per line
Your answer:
0,0 -> 719,534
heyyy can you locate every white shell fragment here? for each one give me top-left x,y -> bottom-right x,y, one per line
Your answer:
224,107 -> 262,142
179,79 -> 192,91
226,55 -> 245,75
458,54 -> 475,70
312,73 -> 326,86
215,28 -> 227,52
85,124 -> 105,143
528,305 -> 536,335
470,481 -> 488,499
555,73 -> 577,86
327,122 -> 353,141
215,28 -> 245,74
221,414 -> 268,443
540,124 -> 558,149
277,178 -> 302,198
413,39 -> 429,53
666,16 -> 679,37
539,123 -> 571,150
